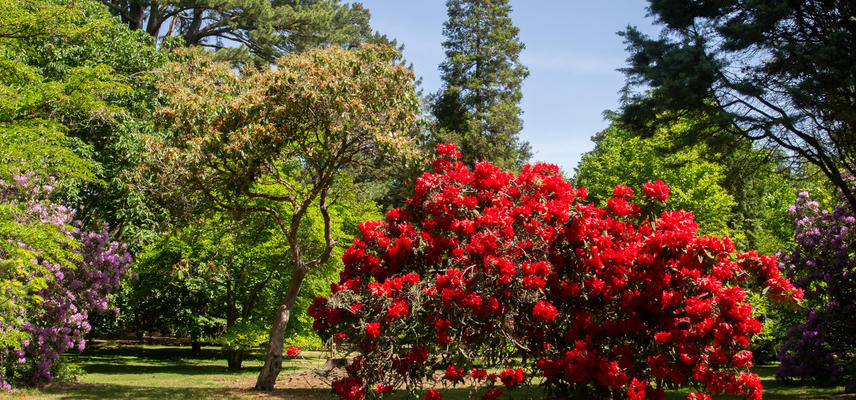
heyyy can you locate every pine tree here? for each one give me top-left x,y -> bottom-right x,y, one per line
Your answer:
100,0 -> 386,63
433,0 -> 531,170
620,0 -> 856,211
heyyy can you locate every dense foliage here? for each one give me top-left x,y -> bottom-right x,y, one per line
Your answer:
0,0 -> 171,253
0,174 -> 130,388
140,44 -> 420,389
576,122 -> 737,239
432,0 -> 531,170
311,144 -> 802,399
777,183 -> 856,387
575,120 -> 795,254
620,1 -> 856,211
101,0 -> 387,64
125,182 -> 380,369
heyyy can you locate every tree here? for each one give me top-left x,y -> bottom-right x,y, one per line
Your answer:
575,121 -> 738,239
100,0 -> 386,63
0,0 -> 172,252
431,0 -> 531,170
139,45 -> 420,389
0,0 -> 124,185
620,1 -> 856,212
310,144 -> 802,399
126,180 -> 379,369
575,118 -> 796,254
1,0 -> 132,361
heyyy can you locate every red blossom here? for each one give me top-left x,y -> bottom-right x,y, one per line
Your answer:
533,300 -> 559,322
444,364 -> 466,382
437,143 -> 461,159
365,322 -> 380,339
286,345 -> 301,358
470,368 -> 487,380
499,367 -> 525,387
481,388 -> 503,400
312,147 -> 801,399
425,388 -> 442,400
375,384 -> 393,394
332,377 -> 365,400
643,180 -> 670,202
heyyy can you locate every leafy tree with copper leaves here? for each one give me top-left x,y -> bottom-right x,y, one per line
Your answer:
620,1 -> 856,212
311,144 -> 802,400
139,45 -> 420,389
431,0 -> 531,170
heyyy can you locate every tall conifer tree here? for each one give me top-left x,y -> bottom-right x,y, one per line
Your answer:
433,0 -> 531,170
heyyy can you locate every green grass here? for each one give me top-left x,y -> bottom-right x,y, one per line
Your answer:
8,343 -> 333,399
4,344 -> 850,399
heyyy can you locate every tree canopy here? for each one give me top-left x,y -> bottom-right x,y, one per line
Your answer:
620,1 -> 856,211
101,0 -> 388,63
575,117 -> 795,254
139,44 -> 421,389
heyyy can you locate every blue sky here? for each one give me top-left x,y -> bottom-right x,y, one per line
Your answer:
357,1 -> 661,174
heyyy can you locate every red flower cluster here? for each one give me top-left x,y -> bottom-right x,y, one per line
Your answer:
313,144 -> 802,399
444,365 -> 466,383
425,388 -> 442,400
286,345 -> 301,358
499,368 -> 525,387
532,300 -> 558,322
643,179 -> 670,202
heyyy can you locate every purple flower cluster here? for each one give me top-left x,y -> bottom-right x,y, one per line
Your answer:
1,173 -> 131,387
777,187 -> 856,383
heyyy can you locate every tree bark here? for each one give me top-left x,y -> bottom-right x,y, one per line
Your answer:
254,266 -> 308,390
128,1 -> 144,31
191,332 -> 201,354
227,349 -> 244,370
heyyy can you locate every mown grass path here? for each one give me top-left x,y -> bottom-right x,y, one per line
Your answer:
4,343 -> 849,399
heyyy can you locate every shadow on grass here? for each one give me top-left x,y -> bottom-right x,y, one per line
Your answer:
40,345 -> 853,400
70,345 -> 266,362
39,383 -> 335,400
78,362 -> 263,376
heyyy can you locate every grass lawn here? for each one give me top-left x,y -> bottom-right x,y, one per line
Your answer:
3,343 -> 849,399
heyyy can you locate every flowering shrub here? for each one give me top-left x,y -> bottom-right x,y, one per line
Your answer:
0,173 -> 131,388
309,144 -> 802,399
777,186 -> 856,385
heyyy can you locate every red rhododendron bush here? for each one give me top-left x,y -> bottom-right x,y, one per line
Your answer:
309,144 -> 802,400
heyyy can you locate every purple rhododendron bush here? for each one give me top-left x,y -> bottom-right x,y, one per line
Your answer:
777,179 -> 856,386
0,173 -> 131,388
309,145 -> 803,400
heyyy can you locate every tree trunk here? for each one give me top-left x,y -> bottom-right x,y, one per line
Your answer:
128,1 -> 144,31
254,267 -> 308,390
227,349 -> 245,370
191,332 -> 201,354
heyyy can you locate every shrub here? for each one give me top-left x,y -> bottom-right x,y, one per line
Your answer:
310,144 -> 802,399
777,185 -> 856,386
0,173 -> 131,387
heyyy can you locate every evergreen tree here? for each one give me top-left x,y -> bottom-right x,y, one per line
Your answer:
100,0 -> 387,63
620,0 -> 856,211
432,0 -> 531,170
